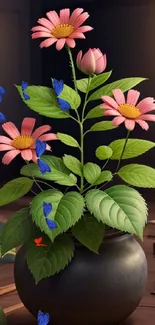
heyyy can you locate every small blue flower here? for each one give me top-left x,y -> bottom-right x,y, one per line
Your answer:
0,86 -> 6,103
21,81 -> 30,101
0,112 -> 6,123
38,159 -> 51,175
37,310 -> 50,325
36,139 -> 46,158
43,202 -> 53,218
52,78 -> 70,112
46,218 -> 57,230
57,98 -> 71,112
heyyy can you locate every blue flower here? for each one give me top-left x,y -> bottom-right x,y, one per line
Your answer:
43,202 -> 52,218
37,311 -> 50,325
46,218 -> 57,230
38,159 -> 51,175
52,78 -> 70,112
21,81 -> 30,101
36,138 -> 46,158
0,86 -> 6,103
0,112 -> 6,123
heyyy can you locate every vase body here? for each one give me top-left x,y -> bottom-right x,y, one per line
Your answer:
14,232 -> 147,325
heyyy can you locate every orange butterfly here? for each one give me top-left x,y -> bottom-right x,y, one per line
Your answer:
34,237 -> 47,247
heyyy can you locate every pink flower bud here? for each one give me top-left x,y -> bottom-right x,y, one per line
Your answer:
76,48 -> 107,75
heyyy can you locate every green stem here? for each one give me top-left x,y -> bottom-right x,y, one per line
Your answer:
101,159 -> 109,171
26,161 -> 43,192
80,123 -> 84,192
67,46 -> 78,93
116,130 -> 130,172
82,76 -> 91,122
35,179 -> 55,190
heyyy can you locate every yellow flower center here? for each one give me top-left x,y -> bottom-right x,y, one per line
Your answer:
12,135 -> 34,150
51,24 -> 74,38
118,104 -> 141,119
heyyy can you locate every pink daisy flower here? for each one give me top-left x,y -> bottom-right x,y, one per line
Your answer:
101,89 -> 155,131
31,8 -> 93,51
0,118 -> 58,165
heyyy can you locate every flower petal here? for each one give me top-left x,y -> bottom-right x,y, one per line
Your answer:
32,125 -> 52,138
21,118 -> 36,136
73,12 -> 89,29
40,38 -> 57,48
31,26 -> 51,33
37,18 -> 53,31
0,136 -> 12,144
135,119 -> 149,130
69,8 -> 84,25
95,54 -> 107,74
112,116 -> 126,126
76,25 -> 93,33
2,150 -> 20,165
127,90 -> 140,106
31,150 -> 38,163
76,50 -> 82,68
21,149 -> 33,161
138,114 -> 155,121
65,38 -> 76,48
101,96 -> 118,109
104,109 -> 121,116
112,89 -> 125,105
60,8 -> 70,24
0,144 -> 14,151
69,32 -> 85,39
80,49 -> 96,74
2,122 -> 20,139
46,11 -> 60,26
137,97 -> 155,114
56,38 -> 66,51
124,119 -> 136,131
39,133 -> 58,142
32,32 -> 53,39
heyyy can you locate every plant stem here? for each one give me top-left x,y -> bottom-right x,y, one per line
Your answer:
67,46 -> 78,93
82,76 -> 91,122
80,123 -> 84,192
35,179 -> 55,190
26,161 -> 43,192
116,130 -> 130,172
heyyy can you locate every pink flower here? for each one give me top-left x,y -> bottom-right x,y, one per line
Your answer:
101,89 -> 155,131
76,48 -> 107,75
0,118 -> 58,165
31,8 -> 93,51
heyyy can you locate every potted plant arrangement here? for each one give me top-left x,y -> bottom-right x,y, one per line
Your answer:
1,7 -> 155,325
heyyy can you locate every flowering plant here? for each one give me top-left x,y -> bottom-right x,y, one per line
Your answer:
0,8 -> 155,285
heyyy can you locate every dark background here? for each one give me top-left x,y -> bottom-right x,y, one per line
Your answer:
0,0 -> 155,199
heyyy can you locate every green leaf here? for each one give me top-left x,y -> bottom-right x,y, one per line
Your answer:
63,155 -> 82,176
16,85 -> 68,119
0,177 -> 33,206
109,139 -> 155,160
85,106 -> 104,120
93,170 -> 113,185
89,71 -> 112,91
0,307 -> 7,325
26,234 -> 74,283
90,121 -> 117,132
58,84 -> 81,109
57,133 -> 80,148
83,163 -> 101,185
31,191 -> 85,242
96,146 -> 113,160
118,164 -> 155,188
85,185 -> 148,239
77,78 -> 89,93
21,156 -> 77,187
0,208 -> 35,255
88,77 -> 146,101
72,214 -> 105,253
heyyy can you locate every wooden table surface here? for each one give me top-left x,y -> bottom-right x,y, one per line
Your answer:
0,200 -> 155,324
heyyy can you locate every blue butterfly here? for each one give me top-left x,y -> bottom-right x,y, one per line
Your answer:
57,98 -> 71,112
43,202 -> 53,218
38,159 -> 51,175
0,112 -> 6,123
37,310 -> 50,325
0,86 -> 6,103
36,138 -> 46,158
46,218 -> 57,230
52,78 -> 70,112
21,81 -> 30,101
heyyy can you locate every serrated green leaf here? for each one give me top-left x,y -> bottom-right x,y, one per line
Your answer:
118,164 -> 155,188
83,163 -> 101,185
1,208 -> 35,255
31,191 -> 85,242
88,77 -> 146,101
57,133 -> 80,148
16,85 -> 68,119
109,139 -> 155,160
93,170 -> 113,185
21,156 -> 77,186
90,121 -> 117,132
89,71 -> 112,91
63,155 -> 82,176
0,177 -> 33,206
58,84 -> 81,109
85,186 -> 148,239
0,307 -> 7,325
26,234 -> 74,283
85,106 -> 104,120
96,146 -> 113,160
77,78 -> 89,93
72,214 -> 105,253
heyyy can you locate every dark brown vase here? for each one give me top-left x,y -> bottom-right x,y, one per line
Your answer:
14,231 -> 147,325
